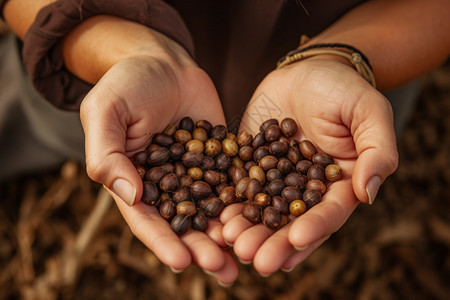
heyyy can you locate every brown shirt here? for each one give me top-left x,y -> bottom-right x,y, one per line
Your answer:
2,0 -> 364,118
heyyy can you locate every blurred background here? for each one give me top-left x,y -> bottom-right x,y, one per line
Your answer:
0,45 -> 449,299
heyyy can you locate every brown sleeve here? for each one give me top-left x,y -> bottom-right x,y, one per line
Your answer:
20,0 -> 194,111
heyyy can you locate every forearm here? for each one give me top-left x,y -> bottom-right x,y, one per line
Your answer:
3,0 -> 54,39
305,0 -> 450,90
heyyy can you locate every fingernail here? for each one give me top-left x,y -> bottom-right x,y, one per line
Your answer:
238,258 -> 252,265
112,179 -> 136,206
366,176 -> 381,205
203,269 -> 217,276
224,240 -> 234,247
170,267 -> 185,274
258,272 -> 271,278
294,245 -> 308,251
281,266 -> 295,273
217,280 -> 233,288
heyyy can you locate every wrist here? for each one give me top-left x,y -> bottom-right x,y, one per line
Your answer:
62,15 -> 195,84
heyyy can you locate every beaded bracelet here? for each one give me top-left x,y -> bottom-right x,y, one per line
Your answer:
276,42 -> 376,88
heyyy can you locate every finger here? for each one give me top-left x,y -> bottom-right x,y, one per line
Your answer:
233,223 -> 275,263
347,90 -> 399,204
111,188 -> 192,270
252,223 -> 296,275
220,203 -> 245,224
221,211 -> 256,248
288,172 -> 358,249
180,228 -> 226,273
204,219 -> 228,248
205,250 -> 240,287
280,235 -> 331,272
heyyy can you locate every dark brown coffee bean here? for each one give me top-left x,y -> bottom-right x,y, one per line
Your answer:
269,141 -> 288,157
267,179 -> 286,196
200,156 -> 215,171
159,199 -> 176,220
235,177 -> 251,198
211,125 -> 228,141
171,214 -> 191,235
131,151 -> 148,166
281,186 -> 303,203
159,192 -> 171,202
299,140 -> 317,160
146,167 -> 168,183
174,161 -> 186,177
215,182 -> 229,195
296,160 -> 313,174
179,116 -> 195,133
215,153 -> 231,171
242,203 -> 262,224
203,170 -> 221,186
262,206 -> 282,229
325,164 -> 343,182
179,175 -> 194,188
248,165 -> 266,185
153,133 -> 175,147
148,147 -> 171,166
170,143 -> 185,160
192,127 -> 208,142
177,200 -> 197,216
284,173 -> 307,190
277,157 -> 294,175
136,165 -> 146,179
141,181 -> 160,206
174,129 -> 192,145
244,161 -> 257,171
264,124 -> 281,143
253,193 -> 272,207
272,196 -> 289,215
220,186 -> 237,205
307,164 -> 326,182
306,179 -> 327,195
312,152 -> 335,168
237,131 -> 253,147
289,200 -> 306,216
204,197 -> 225,217
253,146 -> 270,163
303,189 -> 322,209
192,210 -> 209,231
246,178 -> 262,202
182,151 -> 204,168
159,173 -> 180,192
195,119 -> 213,135
239,145 -> 254,161
229,166 -> 248,185
173,187 -> 191,203
286,145 -> 301,164
266,168 -> 283,182
146,143 -> 161,154
232,156 -> 244,168
252,132 -> 266,149
260,118 -> 279,132
280,117 -> 298,137
204,138 -> 222,157
190,181 -> 212,198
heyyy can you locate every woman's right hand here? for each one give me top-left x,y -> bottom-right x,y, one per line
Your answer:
79,28 -> 238,285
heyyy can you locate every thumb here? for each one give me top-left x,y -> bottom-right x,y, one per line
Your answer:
350,92 -> 399,204
80,94 -> 144,207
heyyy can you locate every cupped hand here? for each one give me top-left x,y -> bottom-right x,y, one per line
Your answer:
80,40 -> 238,284
221,56 -> 399,275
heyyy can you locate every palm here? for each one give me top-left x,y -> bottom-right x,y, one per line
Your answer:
221,57 -> 397,274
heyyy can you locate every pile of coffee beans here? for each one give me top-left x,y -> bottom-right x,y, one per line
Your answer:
131,117 -> 342,235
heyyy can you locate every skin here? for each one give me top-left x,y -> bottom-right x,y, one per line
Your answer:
3,0 -> 449,284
